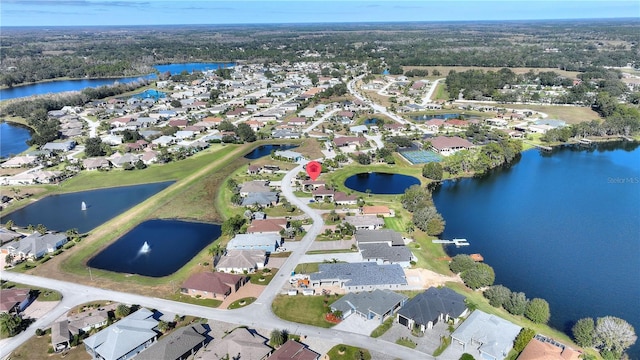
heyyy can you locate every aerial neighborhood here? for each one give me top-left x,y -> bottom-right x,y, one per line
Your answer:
1,17 -> 639,360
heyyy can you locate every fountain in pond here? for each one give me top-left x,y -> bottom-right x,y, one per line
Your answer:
81,201 -> 87,211
139,241 -> 151,254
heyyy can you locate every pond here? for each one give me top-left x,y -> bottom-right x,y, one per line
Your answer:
244,144 -> 298,160
87,219 -> 221,277
1,181 -> 173,233
0,122 -> 32,158
344,172 -> 420,194
411,113 -> 467,121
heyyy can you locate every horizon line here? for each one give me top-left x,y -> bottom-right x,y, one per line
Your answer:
2,17 -> 639,29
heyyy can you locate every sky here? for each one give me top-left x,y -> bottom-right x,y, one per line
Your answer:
1,0 -> 639,27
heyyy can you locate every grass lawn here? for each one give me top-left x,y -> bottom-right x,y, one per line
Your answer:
501,104 -> 600,124
227,297 -> 256,309
0,281 -> 62,301
396,337 -> 418,349
294,262 -> 321,274
326,344 -> 372,360
305,249 -> 355,255
383,216 -> 408,232
271,294 -> 343,328
248,269 -> 276,285
409,230 -> 451,275
8,333 -> 91,360
370,316 -> 394,338
166,293 -> 222,308
433,82 -> 450,101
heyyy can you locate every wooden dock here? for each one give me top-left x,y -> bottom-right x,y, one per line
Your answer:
524,141 -> 552,151
432,238 -> 470,246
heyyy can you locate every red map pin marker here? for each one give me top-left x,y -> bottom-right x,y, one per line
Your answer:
306,161 -> 322,181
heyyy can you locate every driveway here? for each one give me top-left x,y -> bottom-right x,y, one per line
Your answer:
218,283 -> 265,309
22,300 -> 60,320
332,314 -> 381,336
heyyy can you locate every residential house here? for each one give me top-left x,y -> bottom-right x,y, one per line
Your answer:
267,340 -> 318,360
309,262 -> 408,292
397,287 -> 468,331
0,228 -> 22,245
2,170 -> 62,186
429,136 -> 475,156
241,192 -> 279,207
51,320 -> 71,353
226,233 -> 281,253
330,289 -> 408,324
247,218 -> 288,234
239,181 -> 272,196
287,117 -> 307,127
109,153 -> 139,168
333,192 -> 358,206
2,232 -> 68,260
83,308 -> 159,360
355,229 -> 404,246
42,141 -> 76,152
451,310 -> 522,360
424,119 -> 446,132
361,205 -> 394,217
194,327 -> 272,360
247,165 -> 262,175
517,335 -> 582,360
136,324 -> 208,360
1,155 -> 37,168
215,249 -> 267,273
350,125 -> 369,135
274,150 -> 304,162
0,288 -> 32,313
83,157 -> 111,171
344,215 -> 384,230
358,243 -> 414,267
272,129 -> 302,139
333,136 -> 366,149
68,308 -> 110,335
181,272 -> 247,299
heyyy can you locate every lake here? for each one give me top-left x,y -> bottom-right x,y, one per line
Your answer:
87,219 -> 221,277
244,144 -> 298,160
344,172 -> 420,194
432,142 -> 640,358
0,62 -> 233,100
1,181 -> 173,233
0,122 -> 32,157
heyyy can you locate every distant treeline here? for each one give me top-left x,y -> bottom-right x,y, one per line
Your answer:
1,19 -> 638,86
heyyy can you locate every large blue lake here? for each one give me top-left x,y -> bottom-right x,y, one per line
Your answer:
1,181 -> 173,233
0,62 -> 233,100
0,122 -> 32,157
432,142 -> 640,358
88,219 -> 221,277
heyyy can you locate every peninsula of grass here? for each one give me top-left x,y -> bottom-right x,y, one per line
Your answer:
326,345 -> 372,360
271,294 -> 343,328
228,297 -> 256,309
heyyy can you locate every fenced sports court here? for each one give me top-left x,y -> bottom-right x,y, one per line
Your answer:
399,150 -> 443,164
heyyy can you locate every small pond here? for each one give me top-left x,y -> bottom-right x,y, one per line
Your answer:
1,181 -> 173,233
1,122 -> 32,157
244,144 -> 298,160
411,113 -> 468,121
344,172 -> 420,194
87,219 -> 221,277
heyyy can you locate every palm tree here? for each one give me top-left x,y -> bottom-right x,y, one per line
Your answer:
115,304 -> 130,319
4,220 -> 14,231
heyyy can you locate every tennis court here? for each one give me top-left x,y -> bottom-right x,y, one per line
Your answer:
400,150 -> 443,164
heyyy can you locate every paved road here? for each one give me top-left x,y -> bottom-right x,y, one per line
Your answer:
347,76 -> 409,126
421,78 -> 445,105
303,108 -> 340,134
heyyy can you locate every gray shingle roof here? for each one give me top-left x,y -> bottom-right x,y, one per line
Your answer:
451,310 -> 522,360
398,287 -> 467,326
136,324 -> 206,360
309,262 -> 407,287
331,289 -> 407,317
355,229 -> 405,246
359,243 -> 414,263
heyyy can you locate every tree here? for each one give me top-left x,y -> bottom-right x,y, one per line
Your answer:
504,292 -> 528,316
412,206 -> 445,235
401,185 -> 431,212
157,320 -> 170,333
525,298 -> 550,324
422,162 -> 443,181
4,220 -> 14,230
572,317 -> 595,347
459,354 -> 475,360
134,160 -> 146,170
483,285 -> 512,308
170,99 -> 182,108
460,263 -> 495,290
594,316 -> 637,357
85,137 -> 105,157
270,329 -> 285,347
0,313 -> 23,337
513,328 -> 536,353
449,254 -> 475,274
115,304 -> 130,318
221,215 -> 246,236
355,153 -> 371,165
236,123 -> 256,142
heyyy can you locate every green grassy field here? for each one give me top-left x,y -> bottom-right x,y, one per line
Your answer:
271,294 -> 343,328
326,345 -> 372,360
432,82 -> 450,101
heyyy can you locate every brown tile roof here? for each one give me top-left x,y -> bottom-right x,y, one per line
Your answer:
268,340 -> 318,360
182,272 -> 244,296
337,111 -> 355,118
334,192 -> 357,202
203,117 -> 223,123
362,205 -> 390,215
0,288 -> 30,312
429,136 -> 474,150
333,136 -> 366,147
247,219 -> 288,233
517,337 -> 581,360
